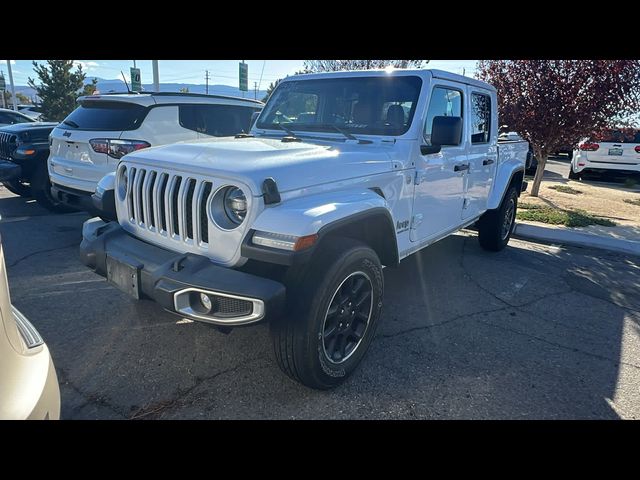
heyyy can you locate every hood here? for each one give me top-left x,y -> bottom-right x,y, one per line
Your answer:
123,136 -> 394,195
0,122 -> 58,133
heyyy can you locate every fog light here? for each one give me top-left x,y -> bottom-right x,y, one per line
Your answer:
200,293 -> 212,312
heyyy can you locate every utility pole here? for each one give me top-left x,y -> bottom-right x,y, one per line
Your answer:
0,71 -> 5,109
152,60 -> 160,92
254,81 -> 257,100
6,60 -> 17,111
133,60 -> 136,68
205,70 -> 210,95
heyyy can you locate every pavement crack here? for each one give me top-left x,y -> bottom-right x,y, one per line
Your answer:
477,319 -> 640,370
128,356 -> 265,420
57,368 -> 128,419
8,242 -> 78,268
380,305 -> 511,339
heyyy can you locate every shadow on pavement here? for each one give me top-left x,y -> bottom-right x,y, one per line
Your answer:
1,191 -> 637,419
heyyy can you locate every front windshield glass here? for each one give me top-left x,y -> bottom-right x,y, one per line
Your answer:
256,75 -> 422,136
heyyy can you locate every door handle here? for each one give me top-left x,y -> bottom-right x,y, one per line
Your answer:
454,163 -> 470,172
482,159 -> 495,166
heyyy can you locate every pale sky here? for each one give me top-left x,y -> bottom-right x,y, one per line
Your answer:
3,60 -> 479,88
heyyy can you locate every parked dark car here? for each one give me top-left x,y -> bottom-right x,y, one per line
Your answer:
0,122 -> 72,212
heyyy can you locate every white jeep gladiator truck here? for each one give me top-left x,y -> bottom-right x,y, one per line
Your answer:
80,69 -> 528,389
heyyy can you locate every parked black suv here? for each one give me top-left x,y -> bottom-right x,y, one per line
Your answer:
0,122 -> 73,212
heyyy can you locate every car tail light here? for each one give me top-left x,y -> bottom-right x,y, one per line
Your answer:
635,146 -> 640,153
579,142 -> 599,151
90,139 -> 151,159
89,139 -> 109,154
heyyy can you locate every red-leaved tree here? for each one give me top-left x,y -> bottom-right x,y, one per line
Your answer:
476,60 -> 640,196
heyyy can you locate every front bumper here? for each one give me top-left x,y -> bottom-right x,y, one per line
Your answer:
80,218 -> 286,326
0,159 -> 21,182
573,153 -> 640,174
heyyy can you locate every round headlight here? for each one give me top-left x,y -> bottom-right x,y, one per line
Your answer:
223,187 -> 247,225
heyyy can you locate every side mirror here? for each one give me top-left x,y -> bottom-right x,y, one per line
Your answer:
421,144 -> 441,155
431,116 -> 462,146
421,116 -> 462,155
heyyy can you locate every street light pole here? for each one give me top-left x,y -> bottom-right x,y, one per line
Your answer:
152,60 -> 159,92
6,60 -> 17,111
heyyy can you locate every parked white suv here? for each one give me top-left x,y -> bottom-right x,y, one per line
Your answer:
81,70 -> 528,389
569,128 -> 640,179
48,92 -> 263,215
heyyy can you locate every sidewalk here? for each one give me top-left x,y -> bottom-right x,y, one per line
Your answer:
514,220 -> 640,256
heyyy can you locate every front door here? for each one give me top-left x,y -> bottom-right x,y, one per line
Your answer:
463,88 -> 497,220
411,84 -> 468,243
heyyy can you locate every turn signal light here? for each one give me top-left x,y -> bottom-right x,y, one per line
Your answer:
294,234 -> 319,251
252,231 -> 318,251
635,146 -> 640,153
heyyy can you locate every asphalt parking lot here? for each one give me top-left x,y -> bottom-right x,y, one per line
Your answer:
1,187 -> 639,419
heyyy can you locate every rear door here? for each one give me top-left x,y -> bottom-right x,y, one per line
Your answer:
586,130 -> 640,167
463,88 -> 497,220
49,100 -> 149,191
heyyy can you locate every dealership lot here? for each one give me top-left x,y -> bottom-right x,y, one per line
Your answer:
1,188 -> 639,419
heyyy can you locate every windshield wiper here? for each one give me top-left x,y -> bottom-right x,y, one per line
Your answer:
277,122 -> 298,138
303,123 -> 372,144
63,120 -> 79,128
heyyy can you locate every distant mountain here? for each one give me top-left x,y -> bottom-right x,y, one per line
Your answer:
14,77 -> 267,102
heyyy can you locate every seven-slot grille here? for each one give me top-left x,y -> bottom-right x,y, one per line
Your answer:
123,166 -> 214,245
0,132 -> 18,160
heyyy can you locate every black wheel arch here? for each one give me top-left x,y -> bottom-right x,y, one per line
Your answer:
241,207 -> 399,268
316,207 -> 399,268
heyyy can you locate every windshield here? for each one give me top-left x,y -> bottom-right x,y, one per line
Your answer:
256,75 -> 422,136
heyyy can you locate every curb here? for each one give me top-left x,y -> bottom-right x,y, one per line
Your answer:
513,222 -> 640,257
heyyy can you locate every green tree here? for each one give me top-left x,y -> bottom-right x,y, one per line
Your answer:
16,92 -> 31,104
1,91 -> 31,107
28,60 -> 86,121
477,60 -> 640,196
262,80 -> 280,103
303,60 -> 426,72
82,78 -> 98,96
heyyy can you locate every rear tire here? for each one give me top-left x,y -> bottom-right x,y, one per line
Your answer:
568,164 -> 580,180
270,237 -> 384,389
2,180 -> 31,197
477,185 -> 518,252
31,164 -> 75,214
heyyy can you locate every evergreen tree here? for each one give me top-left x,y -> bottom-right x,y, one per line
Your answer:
28,60 -> 86,121
82,78 -> 98,96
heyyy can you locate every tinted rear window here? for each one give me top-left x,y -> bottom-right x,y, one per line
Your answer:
60,101 -> 148,131
179,104 -> 261,136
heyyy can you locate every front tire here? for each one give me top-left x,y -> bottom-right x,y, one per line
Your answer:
477,185 -> 518,252
568,163 -> 580,180
270,238 -> 384,389
2,180 -> 31,197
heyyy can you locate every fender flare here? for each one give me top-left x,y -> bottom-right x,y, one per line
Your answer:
487,165 -> 525,210
241,189 -> 398,266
